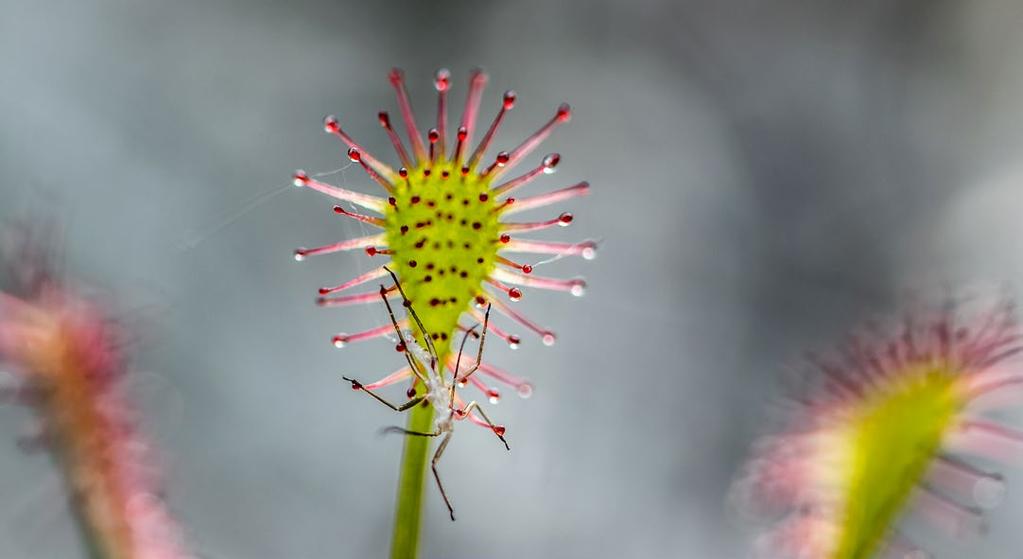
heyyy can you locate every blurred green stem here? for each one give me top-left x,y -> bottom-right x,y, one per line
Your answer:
54,450 -> 107,559
70,500 -> 107,559
389,400 -> 435,559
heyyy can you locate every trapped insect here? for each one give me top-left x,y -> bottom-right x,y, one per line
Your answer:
342,267 -> 509,521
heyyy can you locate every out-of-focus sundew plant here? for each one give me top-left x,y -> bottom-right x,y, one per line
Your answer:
292,68 -> 593,558
734,298 -> 1023,559
0,223 -> 193,559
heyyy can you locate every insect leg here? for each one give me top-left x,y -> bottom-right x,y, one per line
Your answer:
342,376 -> 425,411
379,426 -> 442,437
455,304 -> 491,383
449,318 -> 482,410
432,431 -> 456,521
383,266 -> 440,370
378,284 -> 429,383
461,400 -> 509,450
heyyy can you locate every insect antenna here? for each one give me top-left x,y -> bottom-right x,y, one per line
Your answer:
378,282 -> 428,383
383,266 -> 440,371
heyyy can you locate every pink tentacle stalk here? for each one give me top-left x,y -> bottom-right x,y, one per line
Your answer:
501,238 -> 597,259
293,233 -> 386,261
488,104 -> 571,181
491,154 -> 560,197
389,68 -> 427,164
331,320 -> 407,348
347,148 -> 396,194
317,286 -> 397,308
434,69 -> 450,161
378,111 -> 414,170
467,90 -> 516,170
318,266 -> 389,296
292,170 -> 384,213
501,212 -> 574,233
361,366 -> 414,391
323,115 -> 398,182
332,205 -> 385,228
481,293 -> 557,346
502,181 -> 591,215
474,361 -> 534,399
491,268 -> 586,297
468,308 -> 521,349
454,69 -> 489,165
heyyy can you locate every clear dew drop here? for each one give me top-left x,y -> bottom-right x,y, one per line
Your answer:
541,332 -> 556,346
507,335 -> 521,350
542,153 -> 560,174
570,280 -> 586,297
581,244 -> 597,260
488,393 -> 500,405
332,335 -> 348,349
517,382 -> 534,398
293,249 -> 307,262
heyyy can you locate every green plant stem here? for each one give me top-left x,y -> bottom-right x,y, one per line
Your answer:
69,494 -> 108,559
389,399 -> 435,559
49,447 -> 108,559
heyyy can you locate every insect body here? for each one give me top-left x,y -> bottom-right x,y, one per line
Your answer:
342,267 -> 508,521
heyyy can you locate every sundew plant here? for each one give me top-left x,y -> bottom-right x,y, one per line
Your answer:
736,299 -> 1023,559
292,68 -> 594,558
0,225 -> 193,559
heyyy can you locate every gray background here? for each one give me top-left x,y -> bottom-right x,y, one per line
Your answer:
2,1 -> 1023,557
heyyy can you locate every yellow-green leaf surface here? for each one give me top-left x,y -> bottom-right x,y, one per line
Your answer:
834,367 -> 963,559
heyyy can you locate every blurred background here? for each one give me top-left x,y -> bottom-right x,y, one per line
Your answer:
2,0 -> 1023,557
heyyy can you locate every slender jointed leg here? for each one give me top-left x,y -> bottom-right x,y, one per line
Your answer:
453,323 -> 480,378
379,425 -> 442,437
378,283 -> 428,383
449,323 -> 480,410
432,431 -> 456,521
342,376 -> 425,411
461,400 -> 510,450
454,304 -> 491,383
383,266 -> 440,369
